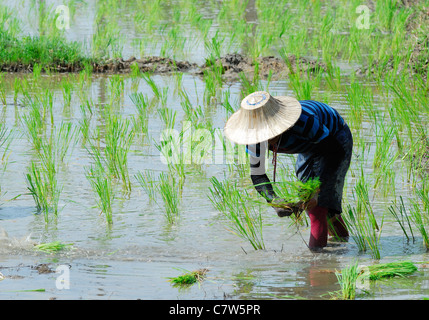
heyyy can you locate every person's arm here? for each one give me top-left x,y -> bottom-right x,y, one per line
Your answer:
251,174 -> 276,202
248,142 -> 297,217
248,142 -> 276,202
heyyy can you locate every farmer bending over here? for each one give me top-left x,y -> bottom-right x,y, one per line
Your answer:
224,91 -> 353,250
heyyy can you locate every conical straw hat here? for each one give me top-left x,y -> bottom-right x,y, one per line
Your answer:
224,91 -> 302,145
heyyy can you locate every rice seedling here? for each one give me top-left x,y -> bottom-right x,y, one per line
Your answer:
25,160 -> 61,222
190,122 -> 215,167
354,168 -> 379,228
203,63 -> 224,105
342,169 -> 383,258
21,97 -> 46,152
335,260 -> 360,300
133,0 -> 165,36
158,172 -> 180,224
221,88 -> 235,117
34,241 -> 73,254
12,77 -> 20,105
135,170 -> 157,202
160,21 -> 188,59
61,78 -> 73,108
0,5 -> 21,37
81,60 -> 94,79
154,128 -> 186,180
78,104 -> 92,145
173,71 -> 184,97
141,72 -> 168,106
40,89 -> 54,125
388,196 -> 415,243
239,63 -> 263,99
288,68 -> 322,101
342,203 -> 383,259
54,122 -> 78,163
108,74 -> 125,106
373,126 -> 396,169
344,82 -> 370,131
208,176 -> 265,250
410,190 -> 429,249
130,92 -> 149,136
38,140 -> 58,187
32,63 -> 42,80
103,109 -> 135,192
179,89 -> 204,123
204,31 -> 224,66
269,177 -> 321,210
167,268 -> 208,287
8,288 -> 46,293
360,261 -> 418,281
23,119 -> 78,221
157,107 -> 177,129
85,153 -> 114,224
342,205 -> 367,252
130,92 -> 150,115
178,89 -> 193,119
0,123 -> 14,175
92,11 -> 123,60
130,61 -> 141,78
333,260 -> 417,300
0,73 -> 7,105
135,169 -> 182,223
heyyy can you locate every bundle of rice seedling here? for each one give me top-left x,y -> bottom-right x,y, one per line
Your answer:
168,268 -> 208,287
262,177 -> 321,216
34,241 -> 73,254
272,177 -> 321,206
360,261 -> 418,281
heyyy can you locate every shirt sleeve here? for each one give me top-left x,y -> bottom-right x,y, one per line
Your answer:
247,141 -> 268,176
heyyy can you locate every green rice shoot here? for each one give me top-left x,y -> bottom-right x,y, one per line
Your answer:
263,177 -> 321,211
360,261 -> 418,281
335,260 -> 419,299
167,268 -> 208,287
336,260 -> 360,300
34,241 -> 73,254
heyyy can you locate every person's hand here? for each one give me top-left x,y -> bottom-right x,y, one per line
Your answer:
271,198 -> 303,217
274,206 -> 294,217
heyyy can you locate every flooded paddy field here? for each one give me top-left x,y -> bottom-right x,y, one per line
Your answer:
0,0 -> 428,300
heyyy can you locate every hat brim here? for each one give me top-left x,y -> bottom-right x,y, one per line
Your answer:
224,96 -> 302,145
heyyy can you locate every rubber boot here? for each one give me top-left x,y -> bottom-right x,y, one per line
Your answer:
328,214 -> 349,241
307,206 -> 328,250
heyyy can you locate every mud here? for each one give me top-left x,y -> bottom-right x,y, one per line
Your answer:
0,53 -> 327,81
33,264 -> 55,274
0,56 -> 199,74
198,53 -> 328,82
96,56 -> 199,74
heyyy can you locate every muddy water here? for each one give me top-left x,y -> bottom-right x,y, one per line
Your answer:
0,72 -> 428,300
